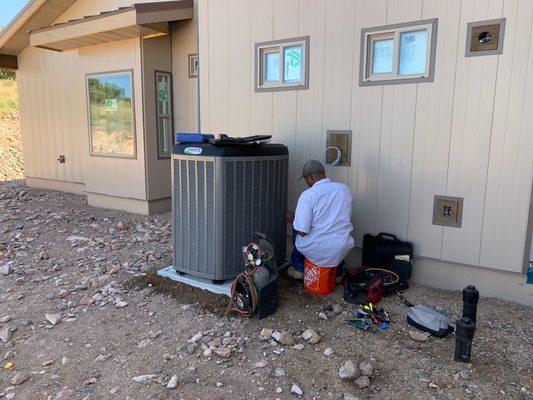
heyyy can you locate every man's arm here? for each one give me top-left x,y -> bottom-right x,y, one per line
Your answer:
293,194 -> 313,236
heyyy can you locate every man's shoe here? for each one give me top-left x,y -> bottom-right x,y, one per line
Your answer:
287,266 -> 304,280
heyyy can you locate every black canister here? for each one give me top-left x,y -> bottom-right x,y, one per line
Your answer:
454,317 -> 476,362
462,285 -> 479,323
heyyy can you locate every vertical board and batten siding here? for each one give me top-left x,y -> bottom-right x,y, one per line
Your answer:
142,35 -> 173,201
77,38 -> 147,200
171,20 -> 198,133
197,0 -> 533,273
17,47 -> 84,184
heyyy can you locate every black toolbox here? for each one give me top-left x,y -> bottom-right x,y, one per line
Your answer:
362,232 -> 414,292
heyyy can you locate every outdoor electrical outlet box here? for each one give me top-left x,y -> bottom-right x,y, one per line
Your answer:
433,195 -> 463,228
326,130 -> 352,166
466,19 -> 505,57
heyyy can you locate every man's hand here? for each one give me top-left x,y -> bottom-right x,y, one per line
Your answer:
286,211 -> 295,224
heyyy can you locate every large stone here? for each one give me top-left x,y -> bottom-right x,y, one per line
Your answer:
359,361 -> 373,377
214,347 -> 231,358
45,313 -> 61,326
302,328 -> 320,344
0,265 -> 11,276
323,347 -> 334,356
133,374 -> 157,383
355,375 -> 370,389
291,384 -> 303,396
344,393 -> 360,400
408,330 -> 430,342
279,331 -> 294,346
0,326 -> 12,343
12,371 -> 29,385
339,360 -> 358,380
167,374 -> 178,389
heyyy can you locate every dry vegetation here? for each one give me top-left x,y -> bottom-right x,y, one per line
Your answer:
0,78 -> 23,181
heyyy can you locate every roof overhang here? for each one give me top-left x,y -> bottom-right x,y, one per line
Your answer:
0,0 -> 78,69
29,1 -> 193,52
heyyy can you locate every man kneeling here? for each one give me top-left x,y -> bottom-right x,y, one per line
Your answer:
287,159 -> 354,283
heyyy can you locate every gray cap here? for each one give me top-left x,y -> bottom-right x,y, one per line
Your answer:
301,159 -> 325,178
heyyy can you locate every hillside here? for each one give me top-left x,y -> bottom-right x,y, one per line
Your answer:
0,78 -> 23,181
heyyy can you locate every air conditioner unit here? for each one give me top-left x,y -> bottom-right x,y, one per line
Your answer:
172,143 -> 289,281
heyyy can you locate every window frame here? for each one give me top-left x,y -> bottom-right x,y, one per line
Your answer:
85,69 -> 136,159
360,18 -> 438,86
154,70 -> 174,160
255,36 -> 310,92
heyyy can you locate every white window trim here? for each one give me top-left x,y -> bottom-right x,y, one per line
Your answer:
255,36 -> 310,92
360,18 -> 438,86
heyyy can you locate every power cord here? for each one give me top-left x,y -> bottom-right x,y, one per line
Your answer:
321,146 -> 342,166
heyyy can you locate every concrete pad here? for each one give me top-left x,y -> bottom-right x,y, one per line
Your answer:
157,266 -> 232,297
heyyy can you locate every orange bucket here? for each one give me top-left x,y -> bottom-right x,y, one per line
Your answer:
303,259 -> 336,295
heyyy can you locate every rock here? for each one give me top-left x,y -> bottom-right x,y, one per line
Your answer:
359,361 -> 373,377
308,335 -> 320,344
138,338 -> 152,348
279,331 -> 294,346
259,328 -> 273,338
115,301 -> 128,308
167,374 -> 178,389
214,347 -> 231,358
276,387 -> 283,394
324,347 -> 334,356
339,360 -> 358,380
273,367 -> 285,377
254,359 -> 268,368
355,375 -> 370,388
318,311 -> 328,320
293,344 -> 304,350
0,326 -> 12,343
42,360 -> 54,366
12,371 -> 29,385
344,393 -> 360,400
291,384 -> 303,396
408,330 -> 429,342
0,315 -> 12,323
459,370 -> 470,380
0,265 -> 11,275
133,374 -> 157,383
45,313 -> 61,325
271,331 -> 282,342
333,304 -> 343,314
302,328 -> 319,342
147,330 -> 162,339
216,381 -> 223,387
188,332 -> 203,344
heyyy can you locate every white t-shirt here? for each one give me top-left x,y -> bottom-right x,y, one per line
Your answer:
293,178 -> 354,267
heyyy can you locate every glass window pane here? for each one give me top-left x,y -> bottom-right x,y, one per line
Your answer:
372,39 -> 394,74
158,117 -> 171,157
264,51 -> 280,82
87,73 -> 134,156
399,29 -> 428,75
284,45 -> 303,82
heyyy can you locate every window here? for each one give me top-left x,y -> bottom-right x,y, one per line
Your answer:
255,36 -> 309,92
155,71 -> 173,159
86,70 -> 135,157
360,19 -> 437,86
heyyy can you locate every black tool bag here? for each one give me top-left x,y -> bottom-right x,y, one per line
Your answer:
362,232 -> 413,294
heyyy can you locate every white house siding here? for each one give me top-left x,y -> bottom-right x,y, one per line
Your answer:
197,0 -> 533,273
17,46 -> 84,184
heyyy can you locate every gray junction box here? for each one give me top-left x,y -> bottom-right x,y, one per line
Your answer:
172,143 -> 289,281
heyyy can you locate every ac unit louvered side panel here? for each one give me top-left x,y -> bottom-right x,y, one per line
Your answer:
223,158 -> 288,276
173,158 -> 215,276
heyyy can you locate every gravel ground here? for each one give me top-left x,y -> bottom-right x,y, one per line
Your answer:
0,180 -> 532,400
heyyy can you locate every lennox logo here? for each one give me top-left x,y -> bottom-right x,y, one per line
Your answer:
184,147 -> 202,155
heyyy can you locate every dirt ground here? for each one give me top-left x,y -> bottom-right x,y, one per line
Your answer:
0,110 -> 23,182
0,179 -> 531,400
